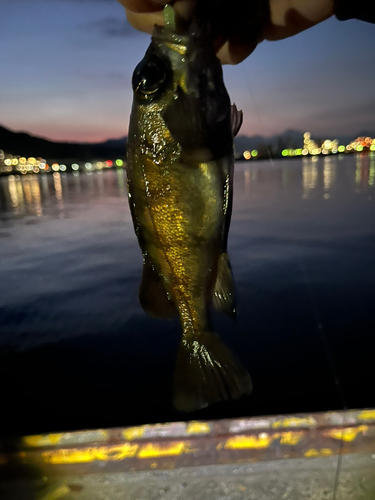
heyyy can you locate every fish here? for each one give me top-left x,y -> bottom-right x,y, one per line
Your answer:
126,5 -> 252,412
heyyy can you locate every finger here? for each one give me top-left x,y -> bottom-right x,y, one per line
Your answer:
118,0 -> 164,13
265,0 -> 334,40
216,39 -> 258,65
174,0 -> 196,23
125,1 -> 196,34
215,25 -> 261,66
126,9 -> 164,33
269,0 -> 333,26
263,16 -> 315,41
121,0 -> 195,16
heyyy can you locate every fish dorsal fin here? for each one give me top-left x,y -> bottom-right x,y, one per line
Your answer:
231,103 -> 243,137
213,252 -> 236,319
139,258 -> 178,319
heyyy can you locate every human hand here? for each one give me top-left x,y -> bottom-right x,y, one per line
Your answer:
118,0 -> 334,64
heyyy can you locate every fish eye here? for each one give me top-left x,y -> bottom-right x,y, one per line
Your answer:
132,55 -> 169,100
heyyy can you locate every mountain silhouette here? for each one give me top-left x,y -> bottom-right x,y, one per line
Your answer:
0,125 -> 127,160
1,124 -> 374,160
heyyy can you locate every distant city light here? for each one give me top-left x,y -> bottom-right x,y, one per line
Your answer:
2,131 -> 375,178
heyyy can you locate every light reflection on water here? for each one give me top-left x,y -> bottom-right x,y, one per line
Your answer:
0,167 -> 129,219
0,155 -> 375,430
0,155 -> 374,347
0,155 -> 374,218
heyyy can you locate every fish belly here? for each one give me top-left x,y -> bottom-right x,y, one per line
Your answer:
129,157 -> 228,333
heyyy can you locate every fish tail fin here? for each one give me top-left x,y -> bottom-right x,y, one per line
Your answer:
173,330 -> 252,412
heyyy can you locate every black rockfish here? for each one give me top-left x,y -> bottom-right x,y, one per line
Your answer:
126,5 -> 252,411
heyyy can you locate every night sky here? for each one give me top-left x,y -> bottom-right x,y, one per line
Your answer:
1,0 -> 375,143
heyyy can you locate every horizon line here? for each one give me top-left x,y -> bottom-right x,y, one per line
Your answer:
1,122 -> 375,146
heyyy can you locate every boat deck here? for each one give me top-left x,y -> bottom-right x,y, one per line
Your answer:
1,409 -> 374,499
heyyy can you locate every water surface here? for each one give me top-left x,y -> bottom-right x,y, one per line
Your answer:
1,155 -> 374,434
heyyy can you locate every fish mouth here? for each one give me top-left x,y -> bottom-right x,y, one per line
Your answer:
152,25 -> 189,52
151,4 -> 212,56
152,5 -> 192,55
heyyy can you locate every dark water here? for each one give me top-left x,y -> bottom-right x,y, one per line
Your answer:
1,155 -> 375,435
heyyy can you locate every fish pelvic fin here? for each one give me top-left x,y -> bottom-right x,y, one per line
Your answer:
139,258 -> 178,319
174,331 -> 252,412
213,253 -> 236,320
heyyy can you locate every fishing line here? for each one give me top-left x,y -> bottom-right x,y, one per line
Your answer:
297,254 -> 348,411
241,42 -> 347,410
296,209 -> 347,500
238,21 -> 349,500
242,55 -> 348,497
332,431 -> 345,500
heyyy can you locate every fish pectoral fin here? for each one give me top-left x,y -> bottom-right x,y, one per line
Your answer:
213,253 -> 236,320
231,103 -> 243,137
162,87 -> 208,159
174,331 -> 252,412
139,258 -> 177,320
162,86 -> 232,161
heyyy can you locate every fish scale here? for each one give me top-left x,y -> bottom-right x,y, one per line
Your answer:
126,5 -> 252,412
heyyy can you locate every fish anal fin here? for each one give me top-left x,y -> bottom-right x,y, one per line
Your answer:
213,253 -> 236,320
174,330 -> 252,412
139,258 -> 177,320
231,103 -> 243,137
